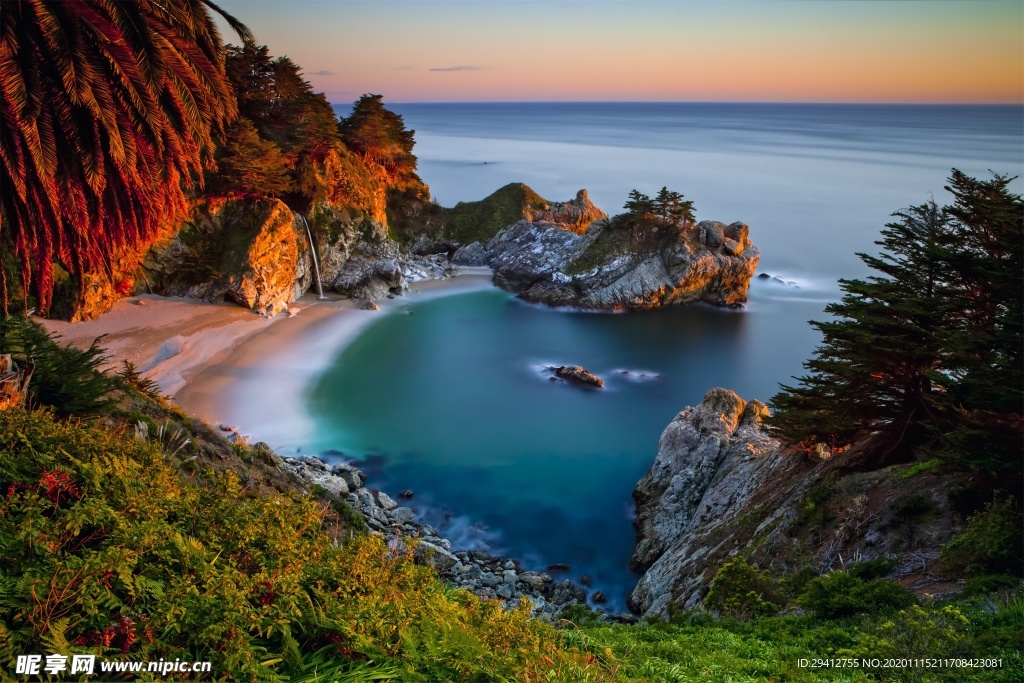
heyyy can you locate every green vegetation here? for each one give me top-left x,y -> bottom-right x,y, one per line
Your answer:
941,495 -> 1024,577
704,559 -> 781,619
623,187 -> 696,225
770,171 -> 1023,477
568,558 -> 1020,682
570,598 -> 1022,683
219,43 -> 348,211
339,95 -> 419,184
211,118 -> 295,199
0,408 -> 614,682
441,183 -> 550,245
0,316 -> 115,416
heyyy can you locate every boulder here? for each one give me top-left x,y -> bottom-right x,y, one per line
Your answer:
330,463 -> 366,490
554,365 -> 604,388
702,222 -> 725,248
332,257 -> 408,300
725,222 -> 749,243
140,198 -> 301,315
391,506 -> 415,525
414,541 -> 459,572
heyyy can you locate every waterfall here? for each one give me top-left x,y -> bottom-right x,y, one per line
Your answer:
299,214 -> 326,300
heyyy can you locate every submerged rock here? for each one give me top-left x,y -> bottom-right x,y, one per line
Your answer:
553,365 -> 604,388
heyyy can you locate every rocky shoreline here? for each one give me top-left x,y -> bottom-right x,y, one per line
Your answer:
279,453 -> 628,621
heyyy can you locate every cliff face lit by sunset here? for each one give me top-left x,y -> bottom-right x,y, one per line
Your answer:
217,0 -> 1024,104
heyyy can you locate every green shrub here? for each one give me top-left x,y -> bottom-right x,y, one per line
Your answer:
798,571 -> 916,619
844,605 -> 969,681
0,408 -> 608,682
119,360 -> 164,401
331,497 -> 367,534
0,316 -> 115,415
847,557 -> 899,580
962,574 -> 1023,597
942,494 -> 1024,576
705,559 -> 781,619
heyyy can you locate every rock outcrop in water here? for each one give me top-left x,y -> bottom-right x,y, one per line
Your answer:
453,205 -> 759,310
553,365 -> 605,388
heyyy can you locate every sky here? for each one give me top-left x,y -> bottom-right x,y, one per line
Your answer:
215,0 -> 1024,104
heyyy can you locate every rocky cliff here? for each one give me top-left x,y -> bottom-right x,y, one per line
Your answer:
58,173 -> 755,319
454,211 -> 759,310
135,196 -> 457,314
140,198 -> 302,315
629,389 -> 970,619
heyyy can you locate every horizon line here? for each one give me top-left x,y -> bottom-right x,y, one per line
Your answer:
330,99 -> 1024,107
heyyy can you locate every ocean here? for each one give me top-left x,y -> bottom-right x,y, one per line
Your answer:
308,103 -> 1022,610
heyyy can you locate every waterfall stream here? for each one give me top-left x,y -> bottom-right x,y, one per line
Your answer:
299,214 -> 326,300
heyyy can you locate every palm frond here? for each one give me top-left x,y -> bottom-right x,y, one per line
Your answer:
0,0 -> 248,316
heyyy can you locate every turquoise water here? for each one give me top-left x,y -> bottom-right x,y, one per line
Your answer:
307,282 -> 823,610
306,103 -> 1023,611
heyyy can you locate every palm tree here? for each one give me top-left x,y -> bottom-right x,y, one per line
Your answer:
0,0 -> 250,315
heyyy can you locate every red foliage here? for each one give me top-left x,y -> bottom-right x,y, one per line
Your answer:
114,277 -> 135,297
39,470 -> 80,504
117,617 -> 137,653
255,581 -> 275,606
0,1 -> 247,315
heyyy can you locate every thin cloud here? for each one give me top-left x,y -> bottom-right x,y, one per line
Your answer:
428,65 -> 485,72
309,70 -> 335,76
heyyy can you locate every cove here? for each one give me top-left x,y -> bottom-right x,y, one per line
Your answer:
305,280 -> 825,610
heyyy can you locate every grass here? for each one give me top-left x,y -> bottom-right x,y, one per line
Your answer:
441,182 -> 550,245
572,601 -> 1023,683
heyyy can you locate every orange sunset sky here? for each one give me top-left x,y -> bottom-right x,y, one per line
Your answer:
216,0 -> 1024,104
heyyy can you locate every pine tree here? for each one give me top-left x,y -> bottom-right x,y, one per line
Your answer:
623,190 -> 655,218
654,186 -> 695,224
930,171 -> 1023,474
938,170 -> 1023,414
339,95 -> 418,180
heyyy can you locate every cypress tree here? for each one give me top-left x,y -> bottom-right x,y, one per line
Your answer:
771,170 -> 1023,474
770,201 -> 956,462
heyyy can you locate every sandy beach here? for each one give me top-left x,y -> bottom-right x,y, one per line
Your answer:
41,271 -> 495,443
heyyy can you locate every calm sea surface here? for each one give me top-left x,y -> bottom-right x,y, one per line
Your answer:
310,103 -> 1022,610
